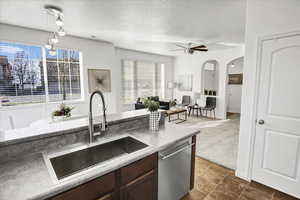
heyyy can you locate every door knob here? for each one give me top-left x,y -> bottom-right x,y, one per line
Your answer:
258,119 -> 265,125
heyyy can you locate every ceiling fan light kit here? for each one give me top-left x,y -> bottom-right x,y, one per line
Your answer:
44,5 -> 66,56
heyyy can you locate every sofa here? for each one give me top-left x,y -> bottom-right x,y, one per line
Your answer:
135,96 -> 170,110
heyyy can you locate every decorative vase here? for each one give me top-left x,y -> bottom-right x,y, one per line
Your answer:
149,111 -> 161,131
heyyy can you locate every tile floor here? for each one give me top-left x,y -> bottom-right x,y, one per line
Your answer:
181,156 -> 299,200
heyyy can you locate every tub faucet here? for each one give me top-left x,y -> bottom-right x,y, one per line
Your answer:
88,90 -> 108,143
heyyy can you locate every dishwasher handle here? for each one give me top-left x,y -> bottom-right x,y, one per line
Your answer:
159,142 -> 195,160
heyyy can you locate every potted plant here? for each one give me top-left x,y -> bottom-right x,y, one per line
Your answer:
52,103 -> 74,122
143,99 -> 161,131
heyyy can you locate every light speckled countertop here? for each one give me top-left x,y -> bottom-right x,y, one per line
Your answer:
0,123 -> 199,200
0,109 -> 164,147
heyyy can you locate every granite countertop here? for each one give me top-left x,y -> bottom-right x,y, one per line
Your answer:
0,123 -> 199,200
0,109 -> 165,147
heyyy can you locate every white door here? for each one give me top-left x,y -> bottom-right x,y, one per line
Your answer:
227,85 -> 242,113
252,33 -> 300,198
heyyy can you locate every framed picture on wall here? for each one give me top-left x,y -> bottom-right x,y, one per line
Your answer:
177,74 -> 193,91
88,68 -> 112,93
228,74 -> 243,85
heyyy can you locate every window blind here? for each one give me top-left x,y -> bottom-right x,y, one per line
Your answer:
122,60 -> 165,104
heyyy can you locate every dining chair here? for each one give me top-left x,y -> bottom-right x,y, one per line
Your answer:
181,95 -> 191,106
201,97 -> 216,119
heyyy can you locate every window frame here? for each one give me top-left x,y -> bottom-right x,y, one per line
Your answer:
121,59 -> 165,105
0,40 -> 85,109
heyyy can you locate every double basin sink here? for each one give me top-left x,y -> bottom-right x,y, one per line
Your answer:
46,136 -> 148,180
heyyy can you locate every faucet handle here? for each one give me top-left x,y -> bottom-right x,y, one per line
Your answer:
101,121 -> 109,131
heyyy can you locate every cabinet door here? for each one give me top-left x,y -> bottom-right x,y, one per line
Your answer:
120,169 -> 158,200
121,153 -> 158,185
49,172 -> 116,200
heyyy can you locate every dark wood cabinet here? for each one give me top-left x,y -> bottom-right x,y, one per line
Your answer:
120,169 -> 158,200
49,153 -> 158,200
48,138 -> 197,200
120,153 -> 158,185
190,135 -> 196,190
97,193 -> 115,200
50,172 -> 116,200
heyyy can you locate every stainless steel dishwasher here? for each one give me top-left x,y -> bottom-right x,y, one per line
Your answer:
158,137 -> 194,200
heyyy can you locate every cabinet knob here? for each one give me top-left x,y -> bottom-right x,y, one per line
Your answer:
258,119 -> 265,125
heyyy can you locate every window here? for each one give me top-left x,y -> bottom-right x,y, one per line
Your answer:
0,41 -> 82,106
46,48 -> 81,102
122,60 -> 165,104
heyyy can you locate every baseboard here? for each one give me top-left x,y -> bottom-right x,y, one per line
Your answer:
235,170 -> 251,182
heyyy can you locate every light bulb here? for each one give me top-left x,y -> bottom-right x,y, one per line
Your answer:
57,27 -> 66,36
49,46 -> 56,56
230,63 -> 235,68
45,41 -> 51,49
49,50 -> 56,56
56,16 -> 63,26
50,32 -> 59,44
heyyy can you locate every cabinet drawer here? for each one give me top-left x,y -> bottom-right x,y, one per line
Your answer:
120,169 -> 158,200
97,193 -> 115,200
50,172 -> 116,200
121,153 -> 158,185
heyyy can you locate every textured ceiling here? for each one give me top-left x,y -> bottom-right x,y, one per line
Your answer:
0,0 -> 246,55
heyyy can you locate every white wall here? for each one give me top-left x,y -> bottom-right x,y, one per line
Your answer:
0,24 -> 120,130
0,24 -> 174,129
236,0 -> 300,180
115,48 -> 174,111
227,57 -> 243,113
173,47 -> 244,119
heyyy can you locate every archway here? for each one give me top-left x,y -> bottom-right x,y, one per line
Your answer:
225,56 -> 244,118
201,60 -> 219,96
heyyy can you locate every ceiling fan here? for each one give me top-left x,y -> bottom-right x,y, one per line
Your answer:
170,43 -> 208,54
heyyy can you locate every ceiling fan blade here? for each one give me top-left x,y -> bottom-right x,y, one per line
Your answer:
175,44 -> 187,49
191,45 -> 207,49
193,48 -> 208,52
169,49 -> 184,51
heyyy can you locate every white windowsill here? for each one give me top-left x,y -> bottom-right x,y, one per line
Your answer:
0,99 -> 86,111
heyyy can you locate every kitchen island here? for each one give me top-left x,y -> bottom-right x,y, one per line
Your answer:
0,110 -> 199,200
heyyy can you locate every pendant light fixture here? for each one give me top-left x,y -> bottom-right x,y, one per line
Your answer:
48,44 -> 57,56
55,16 -> 63,26
57,26 -> 66,36
45,39 -> 52,49
50,32 -> 59,44
44,5 -> 66,51
49,49 -> 57,56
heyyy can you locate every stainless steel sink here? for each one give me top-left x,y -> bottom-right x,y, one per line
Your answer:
48,136 -> 148,180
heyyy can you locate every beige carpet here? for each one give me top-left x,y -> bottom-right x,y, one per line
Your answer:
173,114 -> 240,170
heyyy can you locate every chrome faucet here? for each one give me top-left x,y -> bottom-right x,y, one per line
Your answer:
89,90 -> 108,143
